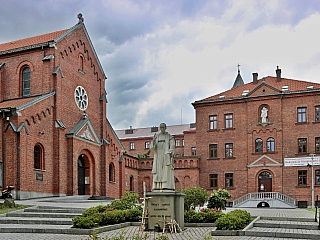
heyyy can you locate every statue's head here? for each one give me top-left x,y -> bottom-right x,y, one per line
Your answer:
159,123 -> 166,133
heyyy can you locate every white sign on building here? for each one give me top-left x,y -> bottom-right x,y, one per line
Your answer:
284,156 -> 320,167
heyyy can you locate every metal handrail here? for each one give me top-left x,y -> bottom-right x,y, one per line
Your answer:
233,192 -> 296,207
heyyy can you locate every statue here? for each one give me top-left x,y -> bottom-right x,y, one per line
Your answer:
261,107 -> 268,123
148,123 -> 175,190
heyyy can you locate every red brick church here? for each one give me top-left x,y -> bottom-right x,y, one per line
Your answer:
0,14 -> 134,199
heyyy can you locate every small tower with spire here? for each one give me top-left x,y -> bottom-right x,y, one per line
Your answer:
232,63 -> 244,88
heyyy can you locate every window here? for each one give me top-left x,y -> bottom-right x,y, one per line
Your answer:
224,114 -> 233,129
225,173 -> 233,188
130,142 -> 135,150
145,141 -> 150,149
209,174 -> 218,188
182,139 -> 184,146
297,107 -> 307,123
316,170 -> 320,185
34,144 -> 44,170
225,143 -> 233,158
79,55 -> 84,71
316,138 -> 320,153
315,106 -> 320,122
191,147 -> 196,156
22,67 -> 31,97
209,115 -> 217,130
298,138 -> 307,153
267,138 -> 275,152
209,144 -> 218,158
298,170 -> 307,186
109,163 -> 115,182
255,138 -> 263,153
175,139 -> 180,147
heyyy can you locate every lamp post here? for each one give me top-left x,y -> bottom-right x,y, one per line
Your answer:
309,153 -> 316,209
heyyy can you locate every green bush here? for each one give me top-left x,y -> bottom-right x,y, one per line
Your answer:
182,186 -> 208,210
73,192 -> 142,229
184,210 -> 225,223
109,191 -> 139,210
214,210 -> 251,230
207,189 -> 231,210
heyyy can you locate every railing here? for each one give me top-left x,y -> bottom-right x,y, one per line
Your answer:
233,192 -> 296,207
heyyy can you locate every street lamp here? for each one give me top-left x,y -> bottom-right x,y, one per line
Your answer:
309,153 -> 316,209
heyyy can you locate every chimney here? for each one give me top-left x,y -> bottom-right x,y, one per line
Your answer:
252,72 -> 258,84
276,66 -> 281,82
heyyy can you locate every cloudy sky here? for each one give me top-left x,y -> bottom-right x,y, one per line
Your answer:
1,0 -> 320,130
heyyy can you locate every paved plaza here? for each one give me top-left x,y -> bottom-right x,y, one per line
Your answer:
0,196 -> 315,240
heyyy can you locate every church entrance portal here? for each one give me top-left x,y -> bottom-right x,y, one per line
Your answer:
78,155 -> 85,195
258,171 -> 272,192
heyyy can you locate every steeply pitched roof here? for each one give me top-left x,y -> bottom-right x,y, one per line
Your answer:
0,91 -> 55,110
0,29 -> 68,54
194,76 -> 320,105
232,71 -> 244,88
115,124 -> 195,139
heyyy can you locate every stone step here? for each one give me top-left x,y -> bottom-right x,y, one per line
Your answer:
6,211 -> 81,219
0,217 -> 72,225
0,224 -> 73,234
245,226 -> 320,239
260,216 -> 316,222
254,219 -> 319,230
24,207 -> 85,214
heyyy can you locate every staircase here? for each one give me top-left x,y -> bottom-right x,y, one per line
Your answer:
0,206 -> 85,234
245,216 -> 320,239
233,192 -> 296,208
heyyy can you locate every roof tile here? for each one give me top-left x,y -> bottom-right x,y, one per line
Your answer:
0,29 -> 68,53
196,76 -> 320,103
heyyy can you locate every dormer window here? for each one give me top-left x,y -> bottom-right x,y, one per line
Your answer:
22,67 -> 30,97
282,85 -> 289,91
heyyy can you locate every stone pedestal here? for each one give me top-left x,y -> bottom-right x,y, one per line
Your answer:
146,191 -> 184,231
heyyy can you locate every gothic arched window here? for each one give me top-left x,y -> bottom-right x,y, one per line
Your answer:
34,144 -> 44,170
22,67 -> 31,96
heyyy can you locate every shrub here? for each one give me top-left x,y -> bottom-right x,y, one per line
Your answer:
214,210 -> 251,230
207,189 -> 231,210
109,191 -> 139,210
182,186 -> 208,210
73,200 -> 143,228
184,210 -> 224,223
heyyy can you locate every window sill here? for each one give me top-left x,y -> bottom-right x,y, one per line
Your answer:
297,185 -> 309,188
208,187 -> 218,190
34,169 -> 46,172
208,129 -> 219,132
109,181 -> 116,184
207,157 -> 220,160
225,187 -> 235,190
223,157 -> 235,160
252,151 -> 277,155
222,128 -> 235,131
312,121 -> 320,124
295,122 -> 309,125
78,69 -> 86,74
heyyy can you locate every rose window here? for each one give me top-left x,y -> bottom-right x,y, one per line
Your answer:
74,86 -> 88,111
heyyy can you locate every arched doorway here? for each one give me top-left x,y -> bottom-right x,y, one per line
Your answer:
78,155 -> 85,195
258,171 -> 272,192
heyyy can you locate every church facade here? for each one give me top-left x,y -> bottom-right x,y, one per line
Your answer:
0,15 -> 134,199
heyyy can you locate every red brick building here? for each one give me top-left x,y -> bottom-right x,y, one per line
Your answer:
118,68 -> 320,207
193,68 -> 320,207
0,15 -> 134,199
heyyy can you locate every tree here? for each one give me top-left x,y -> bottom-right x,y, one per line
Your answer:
182,186 -> 208,210
207,188 -> 231,210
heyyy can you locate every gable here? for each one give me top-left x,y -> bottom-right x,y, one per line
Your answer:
66,118 -> 101,145
247,154 -> 283,168
248,82 -> 281,97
